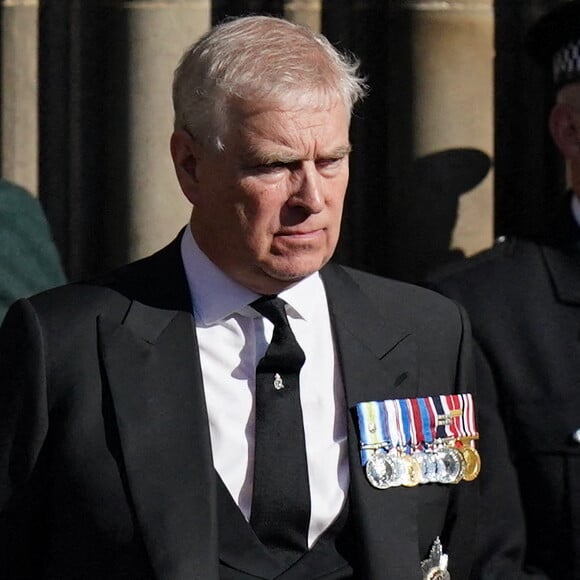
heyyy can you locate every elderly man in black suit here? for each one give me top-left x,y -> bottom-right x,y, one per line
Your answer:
429,2 -> 580,578
0,15 -> 505,579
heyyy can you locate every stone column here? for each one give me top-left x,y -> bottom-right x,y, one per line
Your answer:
413,0 -> 494,254
284,0 -> 320,30
103,0 -> 210,269
1,0 -> 39,195
387,0 -> 494,280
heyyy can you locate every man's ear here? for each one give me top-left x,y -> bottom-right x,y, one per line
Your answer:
170,129 -> 203,205
549,102 -> 580,159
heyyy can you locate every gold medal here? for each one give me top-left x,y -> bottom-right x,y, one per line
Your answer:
400,454 -> 421,487
461,446 -> 481,481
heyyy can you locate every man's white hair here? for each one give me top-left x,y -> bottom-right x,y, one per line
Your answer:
172,15 -> 367,150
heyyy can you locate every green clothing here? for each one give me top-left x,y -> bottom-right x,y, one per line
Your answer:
0,179 -> 66,322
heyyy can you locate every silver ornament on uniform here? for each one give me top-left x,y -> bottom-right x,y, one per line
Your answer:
356,394 -> 480,489
421,537 -> 451,580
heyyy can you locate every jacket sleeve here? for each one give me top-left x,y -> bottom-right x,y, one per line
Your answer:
469,342 -> 548,579
442,303 -> 480,580
0,298 -> 50,576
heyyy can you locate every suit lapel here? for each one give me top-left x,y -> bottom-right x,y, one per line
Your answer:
98,237 -> 219,580
321,264 -> 422,580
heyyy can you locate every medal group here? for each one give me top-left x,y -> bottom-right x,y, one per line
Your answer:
356,393 -> 480,489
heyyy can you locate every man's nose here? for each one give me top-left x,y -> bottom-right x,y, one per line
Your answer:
289,164 -> 324,213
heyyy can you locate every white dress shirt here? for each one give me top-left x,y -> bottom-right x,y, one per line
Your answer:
180,226 -> 349,547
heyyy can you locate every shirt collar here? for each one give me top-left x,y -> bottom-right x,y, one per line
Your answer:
277,270 -> 324,323
180,225 -> 323,325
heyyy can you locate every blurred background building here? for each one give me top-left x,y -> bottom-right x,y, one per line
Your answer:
0,0 -> 567,283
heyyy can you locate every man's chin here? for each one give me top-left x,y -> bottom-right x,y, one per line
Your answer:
261,257 -> 330,284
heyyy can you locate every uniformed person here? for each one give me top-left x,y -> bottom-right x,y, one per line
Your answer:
428,2 -> 580,578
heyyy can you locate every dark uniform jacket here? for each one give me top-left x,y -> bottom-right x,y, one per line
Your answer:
0,235 -> 482,580
428,197 -> 580,579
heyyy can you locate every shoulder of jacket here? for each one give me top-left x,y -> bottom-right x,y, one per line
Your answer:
426,236 -> 541,284
338,263 -> 462,315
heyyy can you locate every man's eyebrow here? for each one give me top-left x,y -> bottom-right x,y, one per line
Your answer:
324,144 -> 352,158
250,151 -> 302,165
251,144 -> 353,164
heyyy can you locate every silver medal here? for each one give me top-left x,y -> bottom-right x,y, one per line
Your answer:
414,450 -> 438,484
365,449 -> 403,489
435,447 -> 466,484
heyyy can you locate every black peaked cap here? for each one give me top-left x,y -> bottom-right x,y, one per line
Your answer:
527,0 -> 580,88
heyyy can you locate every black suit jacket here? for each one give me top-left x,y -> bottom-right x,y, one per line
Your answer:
0,236 -> 480,579
428,212 -> 580,579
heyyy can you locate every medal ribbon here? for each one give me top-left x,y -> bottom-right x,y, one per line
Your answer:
460,393 -> 478,446
398,398 -> 413,454
408,398 -> 424,451
418,397 -> 435,449
431,396 -> 447,441
357,394 -> 477,467
441,394 -> 461,443
385,399 -> 401,450
356,401 -> 390,465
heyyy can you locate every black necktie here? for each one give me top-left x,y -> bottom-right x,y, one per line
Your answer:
250,295 -> 310,559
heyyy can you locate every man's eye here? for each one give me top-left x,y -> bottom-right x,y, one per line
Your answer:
317,157 -> 344,169
243,162 -> 286,177
262,162 -> 287,171
247,161 -> 286,173
253,161 -> 299,174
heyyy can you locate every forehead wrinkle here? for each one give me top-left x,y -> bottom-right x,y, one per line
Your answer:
245,123 -> 352,158
233,101 -> 351,163
247,142 -> 352,165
